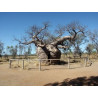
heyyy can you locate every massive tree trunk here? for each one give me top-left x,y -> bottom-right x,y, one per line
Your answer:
36,44 -> 61,64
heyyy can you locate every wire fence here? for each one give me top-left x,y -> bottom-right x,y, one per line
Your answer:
9,57 -> 94,71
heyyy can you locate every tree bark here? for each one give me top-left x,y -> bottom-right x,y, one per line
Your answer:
36,44 -> 61,65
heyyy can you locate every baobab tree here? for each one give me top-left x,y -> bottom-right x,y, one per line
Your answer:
16,22 -> 87,64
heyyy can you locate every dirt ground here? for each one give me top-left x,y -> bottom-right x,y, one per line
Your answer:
0,61 -> 98,86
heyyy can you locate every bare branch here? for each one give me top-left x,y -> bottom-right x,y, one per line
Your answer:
15,38 -> 35,45
55,25 -> 66,38
58,45 -> 69,49
34,40 -> 45,47
37,44 -> 45,47
21,40 -> 35,45
66,21 -> 86,39
32,23 -> 49,39
51,36 -> 72,45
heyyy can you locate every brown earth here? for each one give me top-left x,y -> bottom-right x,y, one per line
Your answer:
0,61 -> 98,86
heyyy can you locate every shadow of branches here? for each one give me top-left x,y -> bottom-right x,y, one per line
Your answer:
44,76 -> 98,86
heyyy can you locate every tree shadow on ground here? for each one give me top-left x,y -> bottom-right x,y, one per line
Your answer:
71,60 -> 79,63
50,60 -> 68,65
59,60 -> 79,65
44,76 -> 98,86
0,62 -> 3,64
59,61 -> 68,65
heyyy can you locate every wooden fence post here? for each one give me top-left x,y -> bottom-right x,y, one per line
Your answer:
85,58 -> 87,67
9,60 -> 11,68
22,60 -> 24,69
29,59 -> 30,63
18,59 -> 19,66
68,58 -> 70,69
50,59 -> 51,64
39,59 -> 41,71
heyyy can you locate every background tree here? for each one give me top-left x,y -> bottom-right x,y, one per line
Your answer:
7,45 -> 18,59
4,53 -> 9,60
23,45 -> 32,59
62,40 -> 72,58
18,44 -> 24,58
89,30 -> 98,56
27,45 -> 32,55
23,45 -> 28,59
86,44 -> 94,58
0,41 -> 4,58
72,33 -> 87,58
16,22 -> 87,64
73,46 -> 83,58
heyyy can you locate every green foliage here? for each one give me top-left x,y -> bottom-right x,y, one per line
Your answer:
18,44 -> 24,55
0,41 -> 4,56
27,45 -> 32,55
7,45 -> 18,59
86,44 -> 94,56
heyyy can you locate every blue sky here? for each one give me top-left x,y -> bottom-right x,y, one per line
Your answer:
0,12 -> 98,53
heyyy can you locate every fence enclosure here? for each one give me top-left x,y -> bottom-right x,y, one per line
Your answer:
9,57 -> 93,71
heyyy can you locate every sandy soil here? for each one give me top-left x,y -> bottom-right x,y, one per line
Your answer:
0,61 -> 98,86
